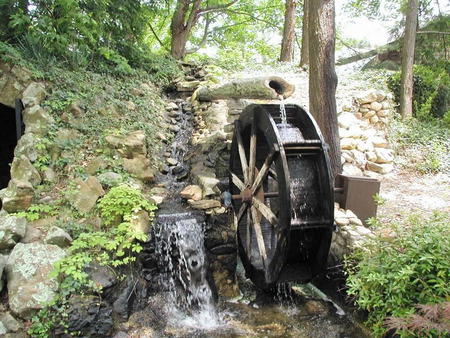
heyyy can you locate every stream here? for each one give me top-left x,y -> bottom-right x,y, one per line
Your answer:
129,98 -> 370,337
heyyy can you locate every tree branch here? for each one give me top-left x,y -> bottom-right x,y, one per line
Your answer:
198,0 -> 238,15
186,15 -> 211,54
416,30 -> 450,35
148,21 -> 170,53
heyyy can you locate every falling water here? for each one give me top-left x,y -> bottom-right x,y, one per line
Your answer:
279,95 -> 288,125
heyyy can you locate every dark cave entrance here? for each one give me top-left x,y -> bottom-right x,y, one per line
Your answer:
0,100 -> 23,208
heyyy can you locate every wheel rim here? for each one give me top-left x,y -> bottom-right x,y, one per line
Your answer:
229,105 -> 291,288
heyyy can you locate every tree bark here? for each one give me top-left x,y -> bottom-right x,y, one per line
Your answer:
308,0 -> 340,179
299,0 -> 309,67
170,0 -> 202,60
280,0 -> 298,62
399,0 -> 418,120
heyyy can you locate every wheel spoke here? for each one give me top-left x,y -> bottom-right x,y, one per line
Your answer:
230,171 -> 246,191
236,202 -> 248,223
251,205 -> 267,268
248,119 -> 257,185
234,121 -> 249,184
251,146 -> 277,195
252,197 -> 279,226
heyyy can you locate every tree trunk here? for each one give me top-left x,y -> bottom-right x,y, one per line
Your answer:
299,0 -> 310,67
170,0 -> 202,60
280,0 -> 298,62
308,0 -> 340,179
399,0 -> 418,120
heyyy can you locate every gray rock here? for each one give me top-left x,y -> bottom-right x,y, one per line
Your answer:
23,105 -> 54,135
97,172 -> 123,187
20,225 -> 44,244
5,243 -> 66,318
44,226 -> 72,248
0,312 -> 23,332
105,130 -> 147,158
10,155 -> 42,187
71,176 -> 105,213
14,133 -> 40,162
87,264 -> 117,290
0,322 -> 7,335
21,82 -> 47,108
0,216 -> 27,250
0,77 -> 24,107
122,155 -> 155,183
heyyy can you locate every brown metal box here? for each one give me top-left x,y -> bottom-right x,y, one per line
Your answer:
335,174 -> 381,225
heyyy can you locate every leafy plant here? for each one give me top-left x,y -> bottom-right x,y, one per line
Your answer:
344,212 -> 450,337
14,204 -> 58,222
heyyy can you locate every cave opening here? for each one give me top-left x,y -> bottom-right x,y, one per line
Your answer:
0,102 -> 20,208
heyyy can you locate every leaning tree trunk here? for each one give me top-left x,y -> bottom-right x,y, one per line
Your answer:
299,0 -> 310,67
399,0 -> 418,120
280,0 -> 298,62
308,0 -> 341,179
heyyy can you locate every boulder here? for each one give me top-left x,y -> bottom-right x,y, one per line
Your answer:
72,176 -> 105,213
23,105 -> 54,135
1,179 -> 34,213
188,199 -> 221,210
5,243 -> 66,318
0,216 -> 27,250
338,112 -> 358,129
14,133 -> 40,162
44,226 -> 73,248
0,312 -> 24,333
374,148 -> 394,164
21,82 -> 47,108
10,155 -> 42,187
0,77 -> 24,107
180,185 -> 203,201
367,161 -> 394,174
105,130 -> 147,158
122,155 -> 155,182
355,90 -> 378,104
97,172 -> 123,187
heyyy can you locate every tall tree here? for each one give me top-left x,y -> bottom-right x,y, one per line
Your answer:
280,0 -> 298,62
399,0 -> 419,119
299,0 -> 309,67
309,0 -> 340,178
170,0 -> 238,60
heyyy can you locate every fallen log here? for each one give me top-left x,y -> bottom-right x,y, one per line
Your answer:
193,76 -> 295,101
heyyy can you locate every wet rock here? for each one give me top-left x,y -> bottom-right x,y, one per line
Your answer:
10,155 -> 41,187
166,158 -> 178,166
71,176 -> 105,213
1,179 -> 34,213
180,185 -> 203,201
188,199 -> 221,210
0,216 -> 28,250
172,165 -> 184,174
5,243 -> 66,318
149,195 -> 164,205
44,226 -> 72,248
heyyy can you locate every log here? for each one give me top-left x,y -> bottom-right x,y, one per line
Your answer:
194,76 -> 295,101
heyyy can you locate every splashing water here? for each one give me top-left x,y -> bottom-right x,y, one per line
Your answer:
279,95 -> 288,125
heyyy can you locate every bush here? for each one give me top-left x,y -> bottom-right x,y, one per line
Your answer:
387,64 -> 450,121
344,212 -> 450,337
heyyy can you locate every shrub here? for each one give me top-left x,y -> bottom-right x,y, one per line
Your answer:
387,64 -> 450,121
344,212 -> 450,337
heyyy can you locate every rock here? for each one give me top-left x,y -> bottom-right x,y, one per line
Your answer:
363,110 -> 376,118
366,150 -> 377,162
367,161 -> 394,174
42,167 -> 57,183
166,158 -> 178,166
98,104 -> 120,117
188,199 -> 221,210
350,149 -> 366,167
0,77 -> 24,107
374,148 -> 394,164
72,176 -> 105,213
97,172 -> 123,187
130,210 -> 150,235
165,102 -> 178,110
1,179 -> 34,213
87,264 -> 117,291
122,155 -> 155,182
370,115 -> 379,124
44,226 -> 72,248
105,130 -> 147,158
356,90 -> 378,104
5,243 -> 66,318
342,163 -> 363,176
20,225 -> 44,244
0,216 -> 27,250
337,112 -> 358,129
348,125 -> 362,139
196,174 -> 220,197
55,129 -> 83,147
370,101 -> 382,112
177,81 -> 201,92
369,136 -> 388,148
23,105 -> 54,135
335,217 -> 350,227
377,109 -> 389,117
0,312 -> 23,332
340,138 -> 357,150
0,254 -> 9,292
10,155 -> 41,187
14,133 -> 40,162
355,226 -> 372,236
349,217 -> 363,226
149,195 -> 164,205
21,82 -> 46,107
0,322 -> 6,335
180,185 -> 203,201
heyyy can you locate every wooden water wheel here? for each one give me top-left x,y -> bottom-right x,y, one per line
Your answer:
229,104 -> 334,289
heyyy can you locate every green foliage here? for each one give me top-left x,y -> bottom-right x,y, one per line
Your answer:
14,204 -> 58,222
387,64 -> 450,121
344,212 -> 450,337
388,118 -> 450,174
97,184 -> 156,226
